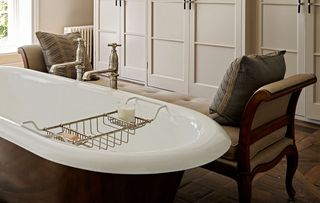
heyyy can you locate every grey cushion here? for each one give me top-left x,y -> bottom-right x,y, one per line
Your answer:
36,31 -> 92,79
210,51 -> 286,126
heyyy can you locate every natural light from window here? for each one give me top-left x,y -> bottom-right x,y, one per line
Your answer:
0,0 -> 32,54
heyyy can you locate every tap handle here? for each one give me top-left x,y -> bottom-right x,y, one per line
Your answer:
108,43 -> 122,50
74,38 -> 85,43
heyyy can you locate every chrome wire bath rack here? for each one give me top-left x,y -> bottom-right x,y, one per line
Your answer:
21,97 -> 168,150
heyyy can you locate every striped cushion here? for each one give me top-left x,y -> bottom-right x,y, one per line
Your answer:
36,31 -> 92,79
209,51 -> 286,126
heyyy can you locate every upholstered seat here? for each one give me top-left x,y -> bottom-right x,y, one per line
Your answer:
203,74 -> 317,203
17,45 -> 48,73
90,77 -> 212,116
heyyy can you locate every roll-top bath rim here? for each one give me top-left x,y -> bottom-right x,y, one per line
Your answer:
0,66 -> 231,174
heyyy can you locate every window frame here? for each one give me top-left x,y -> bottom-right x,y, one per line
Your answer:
0,0 -> 39,54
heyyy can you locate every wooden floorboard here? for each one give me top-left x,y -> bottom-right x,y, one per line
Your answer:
175,120 -> 320,203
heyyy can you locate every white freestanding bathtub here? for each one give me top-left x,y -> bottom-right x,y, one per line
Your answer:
0,66 -> 230,203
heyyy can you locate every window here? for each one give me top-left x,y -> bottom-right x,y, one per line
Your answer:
0,0 -> 33,53
0,0 -> 8,39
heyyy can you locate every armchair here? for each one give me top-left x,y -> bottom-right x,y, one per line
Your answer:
203,74 -> 317,203
17,45 -> 47,73
18,41 -> 87,80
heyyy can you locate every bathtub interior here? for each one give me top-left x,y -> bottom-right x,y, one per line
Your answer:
0,68 -> 210,153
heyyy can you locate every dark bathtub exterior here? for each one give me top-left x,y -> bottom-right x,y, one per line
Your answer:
0,138 -> 184,203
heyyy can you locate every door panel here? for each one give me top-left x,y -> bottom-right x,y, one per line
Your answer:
189,0 -> 242,98
152,40 -> 184,79
120,0 -> 147,82
258,0 -> 305,116
121,35 -> 146,81
306,0 -> 320,119
98,32 -> 119,67
125,0 -> 146,34
196,3 -> 235,46
317,5 -> 320,53
99,0 -> 119,31
152,2 -> 185,40
148,0 -> 188,93
195,46 -> 235,87
262,4 -> 297,50
95,0 -> 121,70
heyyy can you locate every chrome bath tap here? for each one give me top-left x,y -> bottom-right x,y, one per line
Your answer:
50,38 -> 87,81
82,43 -> 121,89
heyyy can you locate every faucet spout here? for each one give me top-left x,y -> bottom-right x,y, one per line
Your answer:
82,68 -> 119,89
82,68 -> 116,80
50,61 -> 82,74
82,43 -> 121,89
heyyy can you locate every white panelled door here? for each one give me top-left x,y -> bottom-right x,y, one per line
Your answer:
94,0 -> 147,83
258,0 -> 305,116
94,0 -> 121,70
189,0 -> 244,98
306,0 -> 320,119
148,0 -> 243,96
148,0 -> 189,94
120,0 -> 147,82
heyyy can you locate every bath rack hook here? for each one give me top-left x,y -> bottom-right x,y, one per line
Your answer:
21,121 -> 55,138
125,97 -> 169,121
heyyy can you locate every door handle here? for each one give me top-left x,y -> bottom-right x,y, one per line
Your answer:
189,0 -> 194,10
115,0 -> 117,6
184,0 -> 186,10
298,0 -> 304,13
120,0 -> 122,7
308,0 -> 312,13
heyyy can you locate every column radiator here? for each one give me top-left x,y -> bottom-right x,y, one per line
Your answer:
64,25 -> 94,63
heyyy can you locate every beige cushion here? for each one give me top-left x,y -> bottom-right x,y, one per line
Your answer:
89,77 -> 211,116
209,51 -> 286,126
36,31 -> 92,79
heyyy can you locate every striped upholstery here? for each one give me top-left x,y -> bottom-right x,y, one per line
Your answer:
36,31 -> 92,79
209,51 -> 286,126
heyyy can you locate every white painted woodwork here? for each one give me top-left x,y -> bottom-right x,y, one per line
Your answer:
148,0 -> 243,96
148,0 -> 189,93
306,0 -> 320,119
189,0 -> 243,98
94,0 -> 121,69
259,0 -> 320,120
258,0 -> 305,116
120,0 -> 147,82
94,0 -> 147,83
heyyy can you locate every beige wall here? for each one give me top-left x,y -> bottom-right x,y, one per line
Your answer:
245,1 -> 258,55
1,0 -> 94,64
38,0 -> 93,34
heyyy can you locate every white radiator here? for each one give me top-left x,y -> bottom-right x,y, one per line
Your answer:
64,25 -> 94,63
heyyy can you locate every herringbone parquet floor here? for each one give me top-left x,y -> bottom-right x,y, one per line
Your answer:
174,120 -> 320,203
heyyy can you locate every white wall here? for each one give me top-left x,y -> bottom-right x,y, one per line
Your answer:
38,0 -> 93,34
